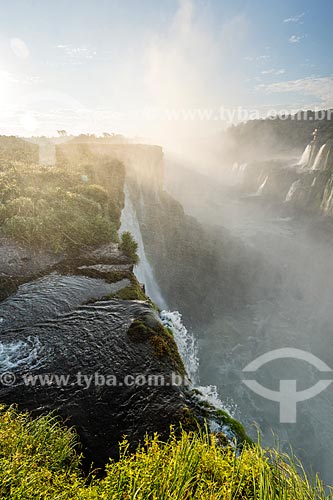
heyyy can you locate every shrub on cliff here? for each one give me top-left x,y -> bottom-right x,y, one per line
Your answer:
0,404 -> 331,500
0,161 -> 120,252
120,231 -> 139,264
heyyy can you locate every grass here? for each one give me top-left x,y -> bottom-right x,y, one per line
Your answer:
0,404 -> 332,499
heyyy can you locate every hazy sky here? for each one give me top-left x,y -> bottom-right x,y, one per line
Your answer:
0,0 -> 332,139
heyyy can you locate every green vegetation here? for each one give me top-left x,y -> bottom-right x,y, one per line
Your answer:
120,231 -> 139,264
105,273 -> 157,307
127,318 -> 185,374
0,157 -> 124,252
0,405 -> 331,500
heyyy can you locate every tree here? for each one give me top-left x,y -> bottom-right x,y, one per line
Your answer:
120,231 -> 139,264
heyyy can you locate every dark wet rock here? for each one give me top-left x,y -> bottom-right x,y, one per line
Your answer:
0,300 -> 192,468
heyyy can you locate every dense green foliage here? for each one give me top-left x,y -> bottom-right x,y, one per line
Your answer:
0,159 -> 121,252
0,405 -> 331,499
120,231 -> 139,264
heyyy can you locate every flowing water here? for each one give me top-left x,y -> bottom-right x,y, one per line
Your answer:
0,274 -> 131,372
255,175 -> 269,196
120,186 -> 233,415
299,144 -> 312,168
312,144 -> 327,170
120,188 -> 167,309
285,179 -> 301,202
166,163 -> 333,484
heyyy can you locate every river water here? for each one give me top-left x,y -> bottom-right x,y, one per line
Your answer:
166,164 -> 333,485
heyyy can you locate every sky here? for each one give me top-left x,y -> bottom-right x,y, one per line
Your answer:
0,0 -> 332,140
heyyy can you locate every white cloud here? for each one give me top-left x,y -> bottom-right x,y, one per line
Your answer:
283,12 -> 305,23
56,44 -> 97,59
245,54 -> 270,62
289,35 -> 304,44
261,68 -> 285,76
256,76 -> 333,106
10,38 -> 30,59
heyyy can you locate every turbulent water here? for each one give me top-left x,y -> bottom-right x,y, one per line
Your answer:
166,161 -> 333,484
0,274 -> 130,332
0,274 -> 130,371
120,186 -> 232,414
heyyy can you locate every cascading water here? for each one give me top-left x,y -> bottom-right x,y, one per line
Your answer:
298,144 -> 311,168
120,186 -> 232,414
285,179 -> 301,202
238,163 -> 248,180
255,175 -> 269,196
312,144 -> 327,170
120,187 -> 167,309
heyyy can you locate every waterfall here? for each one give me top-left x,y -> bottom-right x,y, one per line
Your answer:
160,310 -> 229,411
255,175 -> 269,196
160,311 -> 199,383
312,144 -> 327,171
285,180 -> 301,202
238,163 -> 248,180
120,187 -> 167,309
120,186 -> 232,414
298,144 -> 311,168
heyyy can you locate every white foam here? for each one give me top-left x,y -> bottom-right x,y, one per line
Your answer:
0,337 -> 43,373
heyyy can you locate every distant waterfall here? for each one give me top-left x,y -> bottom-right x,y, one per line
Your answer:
231,162 -> 247,180
255,175 -> 269,196
120,186 -> 231,414
238,163 -> 248,180
285,180 -> 301,202
312,144 -> 327,171
298,144 -> 311,168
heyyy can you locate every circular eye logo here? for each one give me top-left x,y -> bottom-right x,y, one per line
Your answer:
242,348 -> 333,423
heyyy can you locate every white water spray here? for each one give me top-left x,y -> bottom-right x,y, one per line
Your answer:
120,186 -> 231,413
298,144 -> 311,168
312,144 -> 327,171
285,180 -> 301,202
0,337 -> 43,373
255,175 -> 269,196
